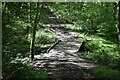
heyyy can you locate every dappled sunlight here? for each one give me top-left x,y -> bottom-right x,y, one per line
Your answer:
43,24 -> 65,27
3,2 -> 119,79
18,4 -> 111,78
22,17 -> 103,78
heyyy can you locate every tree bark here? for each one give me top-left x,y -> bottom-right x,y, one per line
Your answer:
113,2 -> 120,54
118,1 -> 120,54
30,2 -> 40,60
30,2 -> 32,23
2,2 -> 7,15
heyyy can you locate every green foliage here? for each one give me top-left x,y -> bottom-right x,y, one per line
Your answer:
28,28 -> 57,44
50,2 -> 117,37
108,62 -> 120,69
77,35 -> 119,67
3,63 -> 48,79
92,68 -> 120,80
2,2 -> 119,78
78,34 -> 88,42
2,3 -> 58,71
97,22 -> 117,37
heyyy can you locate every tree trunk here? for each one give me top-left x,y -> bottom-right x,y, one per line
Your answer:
30,2 -> 32,23
30,2 -> 40,60
113,2 -> 120,54
2,2 -> 7,15
118,1 -> 120,54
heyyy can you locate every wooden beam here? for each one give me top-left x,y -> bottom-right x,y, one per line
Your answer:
47,40 -> 61,53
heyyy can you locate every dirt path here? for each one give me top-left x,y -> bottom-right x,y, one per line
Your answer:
20,6 -> 106,79
22,23 -> 103,79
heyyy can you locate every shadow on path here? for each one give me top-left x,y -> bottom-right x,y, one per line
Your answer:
19,6 -> 108,79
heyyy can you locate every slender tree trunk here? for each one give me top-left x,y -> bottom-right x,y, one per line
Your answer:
114,2 -> 120,54
118,1 -> 120,54
30,2 -> 40,60
30,2 -> 32,23
2,2 -> 7,23
2,2 -> 7,15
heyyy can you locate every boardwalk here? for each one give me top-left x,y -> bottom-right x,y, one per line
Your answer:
20,6 -> 105,79
22,24 -> 102,79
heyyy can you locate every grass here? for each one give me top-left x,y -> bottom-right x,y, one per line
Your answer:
27,28 -> 58,44
92,68 -> 120,80
76,35 -> 119,68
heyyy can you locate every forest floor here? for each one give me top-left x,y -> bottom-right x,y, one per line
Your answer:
18,7 -> 109,79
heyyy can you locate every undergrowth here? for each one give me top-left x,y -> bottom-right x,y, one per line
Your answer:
92,68 -> 120,80
28,28 -> 58,44
2,63 -> 48,79
64,24 -> 119,68
76,34 -> 119,69
3,23 -> 56,80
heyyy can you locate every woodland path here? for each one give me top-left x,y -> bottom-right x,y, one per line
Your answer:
21,6 -> 106,79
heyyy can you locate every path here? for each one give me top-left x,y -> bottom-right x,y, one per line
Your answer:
20,6 -> 105,79
24,24 -> 100,78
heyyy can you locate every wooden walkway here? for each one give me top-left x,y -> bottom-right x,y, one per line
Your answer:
20,6 -> 106,79
24,23 -> 100,79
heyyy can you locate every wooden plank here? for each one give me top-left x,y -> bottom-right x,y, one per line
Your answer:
47,40 -> 61,53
